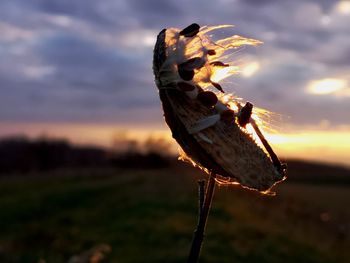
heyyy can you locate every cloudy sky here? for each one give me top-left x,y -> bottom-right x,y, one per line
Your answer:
1,0 -> 350,164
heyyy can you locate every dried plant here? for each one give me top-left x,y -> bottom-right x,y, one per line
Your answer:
153,23 -> 287,262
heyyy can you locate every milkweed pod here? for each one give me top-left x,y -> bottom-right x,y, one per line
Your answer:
153,25 -> 286,192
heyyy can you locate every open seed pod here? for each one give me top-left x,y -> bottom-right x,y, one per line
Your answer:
153,24 -> 286,192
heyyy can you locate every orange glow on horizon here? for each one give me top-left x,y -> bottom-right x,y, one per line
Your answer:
0,122 -> 349,167
265,130 -> 350,166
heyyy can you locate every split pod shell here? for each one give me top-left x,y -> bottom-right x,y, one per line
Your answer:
153,27 -> 286,192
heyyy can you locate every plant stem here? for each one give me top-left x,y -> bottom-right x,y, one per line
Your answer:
187,173 -> 216,263
197,180 -> 205,218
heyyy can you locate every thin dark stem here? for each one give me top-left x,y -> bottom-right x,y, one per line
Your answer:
250,119 -> 287,175
187,173 -> 216,263
250,119 -> 282,169
197,180 -> 205,218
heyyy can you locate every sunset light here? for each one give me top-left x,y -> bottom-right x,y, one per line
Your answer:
1,122 -> 349,167
2,1 -> 348,169
1,1 -> 350,262
336,1 -> 350,15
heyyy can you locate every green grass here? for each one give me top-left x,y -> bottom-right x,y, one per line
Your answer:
0,166 -> 349,263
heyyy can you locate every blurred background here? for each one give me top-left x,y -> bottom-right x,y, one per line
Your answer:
0,0 -> 349,262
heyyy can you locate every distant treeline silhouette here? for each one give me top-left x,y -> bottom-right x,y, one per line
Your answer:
0,136 -> 170,174
1,136 -> 349,183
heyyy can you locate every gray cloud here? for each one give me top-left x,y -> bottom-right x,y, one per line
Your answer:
0,0 -> 350,127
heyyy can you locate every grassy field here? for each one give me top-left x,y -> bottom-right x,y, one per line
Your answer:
0,164 -> 349,263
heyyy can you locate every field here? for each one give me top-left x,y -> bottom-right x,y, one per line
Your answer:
0,163 -> 349,263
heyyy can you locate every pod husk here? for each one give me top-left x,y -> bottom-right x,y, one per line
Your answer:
153,29 -> 285,191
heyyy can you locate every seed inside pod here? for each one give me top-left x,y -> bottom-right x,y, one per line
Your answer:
220,109 -> 235,124
211,81 -> 225,93
179,23 -> 200,37
179,57 -> 205,71
177,82 -> 196,91
238,102 -> 253,127
207,49 -> 216,56
178,57 -> 205,81
197,91 -> 218,108
178,68 -> 195,81
210,61 -> 229,67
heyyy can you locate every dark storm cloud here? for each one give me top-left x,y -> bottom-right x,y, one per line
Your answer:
0,22 -> 156,122
0,0 -> 350,126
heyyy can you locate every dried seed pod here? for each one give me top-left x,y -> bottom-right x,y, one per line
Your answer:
153,25 -> 286,192
179,23 -> 200,37
197,91 -> 218,108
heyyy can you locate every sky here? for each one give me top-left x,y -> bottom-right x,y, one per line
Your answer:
0,0 -> 350,165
